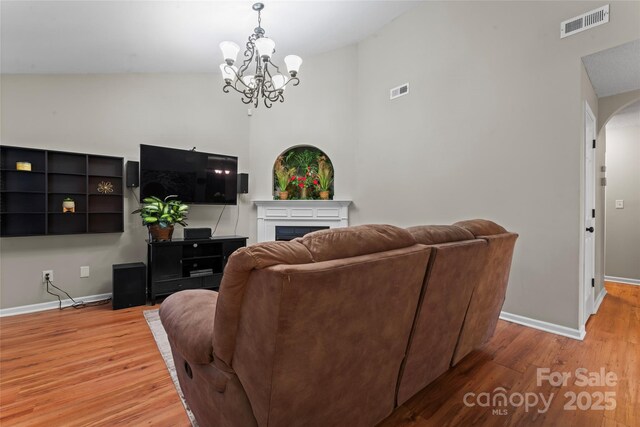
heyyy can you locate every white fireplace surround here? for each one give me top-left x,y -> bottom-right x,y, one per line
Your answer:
254,200 -> 352,242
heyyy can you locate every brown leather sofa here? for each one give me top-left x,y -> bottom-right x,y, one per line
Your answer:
159,220 -> 517,427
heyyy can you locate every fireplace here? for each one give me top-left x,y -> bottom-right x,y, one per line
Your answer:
254,200 -> 352,242
275,226 -> 329,241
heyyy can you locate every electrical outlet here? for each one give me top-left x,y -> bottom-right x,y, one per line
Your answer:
80,266 -> 90,278
42,270 -> 54,284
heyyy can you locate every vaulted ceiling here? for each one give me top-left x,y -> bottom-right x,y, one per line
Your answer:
1,1 -> 417,74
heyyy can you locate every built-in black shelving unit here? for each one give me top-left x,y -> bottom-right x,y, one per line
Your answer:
0,145 -> 124,237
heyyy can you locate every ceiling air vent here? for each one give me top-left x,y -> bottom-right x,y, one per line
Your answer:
390,83 -> 409,100
561,5 -> 609,39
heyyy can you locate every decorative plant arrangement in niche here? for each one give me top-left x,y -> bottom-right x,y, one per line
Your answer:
273,146 -> 334,200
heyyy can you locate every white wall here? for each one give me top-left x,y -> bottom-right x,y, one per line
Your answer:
247,45 -> 359,241
0,74 -> 250,309
350,1 -> 639,330
605,124 -> 640,280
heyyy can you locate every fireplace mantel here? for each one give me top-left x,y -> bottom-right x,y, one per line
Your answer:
253,200 -> 352,242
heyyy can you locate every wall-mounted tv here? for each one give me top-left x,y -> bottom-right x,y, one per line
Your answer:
140,144 -> 238,205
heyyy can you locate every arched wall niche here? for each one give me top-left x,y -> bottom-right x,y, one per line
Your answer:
272,145 -> 335,200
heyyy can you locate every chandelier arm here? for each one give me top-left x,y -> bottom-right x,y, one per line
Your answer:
230,69 -> 254,92
238,34 -> 258,76
265,59 -> 283,76
263,88 -> 280,101
223,80 -> 256,105
263,64 -> 276,91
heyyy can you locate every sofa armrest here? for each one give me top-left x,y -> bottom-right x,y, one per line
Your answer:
159,289 -> 218,366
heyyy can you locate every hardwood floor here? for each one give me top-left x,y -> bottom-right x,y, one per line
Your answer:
1,282 -> 638,426
379,282 -> 639,427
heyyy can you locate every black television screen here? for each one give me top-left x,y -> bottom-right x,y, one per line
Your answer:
140,144 -> 238,205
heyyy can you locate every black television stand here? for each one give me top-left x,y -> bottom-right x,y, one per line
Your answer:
146,235 -> 247,304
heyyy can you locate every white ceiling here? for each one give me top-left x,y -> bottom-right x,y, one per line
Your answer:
606,100 -> 640,129
0,0 -> 417,74
582,39 -> 640,98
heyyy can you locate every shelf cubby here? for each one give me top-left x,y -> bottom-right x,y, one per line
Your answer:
88,156 -> 123,177
88,176 -> 122,195
48,213 -> 87,234
0,147 -> 46,171
48,194 -> 87,214
47,152 -> 87,175
1,213 -> 46,236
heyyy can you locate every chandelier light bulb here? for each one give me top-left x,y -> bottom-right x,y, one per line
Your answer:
242,75 -> 257,89
254,37 -> 276,60
219,64 -> 238,82
284,55 -> 303,77
220,41 -> 240,65
272,74 -> 287,91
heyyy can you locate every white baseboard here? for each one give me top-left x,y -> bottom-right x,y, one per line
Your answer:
0,293 -> 112,317
499,311 -> 586,341
604,276 -> 640,286
594,287 -> 607,313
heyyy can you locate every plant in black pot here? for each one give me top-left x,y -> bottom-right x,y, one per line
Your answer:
132,195 -> 189,241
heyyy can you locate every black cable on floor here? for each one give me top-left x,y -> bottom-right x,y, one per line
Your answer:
46,278 -> 112,310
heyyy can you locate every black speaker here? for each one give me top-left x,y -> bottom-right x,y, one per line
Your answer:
238,173 -> 249,194
112,262 -> 146,310
184,228 -> 212,240
126,161 -> 139,188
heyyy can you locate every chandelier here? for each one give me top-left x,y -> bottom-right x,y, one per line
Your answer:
219,3 -> 302,109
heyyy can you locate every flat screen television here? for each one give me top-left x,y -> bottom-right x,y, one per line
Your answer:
140,144 -> 238,205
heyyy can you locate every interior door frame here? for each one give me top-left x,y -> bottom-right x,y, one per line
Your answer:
579,101 -> 597,332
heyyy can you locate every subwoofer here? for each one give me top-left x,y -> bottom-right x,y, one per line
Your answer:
112,262 -> 146,310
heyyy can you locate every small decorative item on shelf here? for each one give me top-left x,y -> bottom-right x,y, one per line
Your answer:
62,197 -> 75,213
97,181 -> 114,194
274,156 -> 295,200
315,155 -> 333,200
131,195 -> 189,242
15,162 -> 32,171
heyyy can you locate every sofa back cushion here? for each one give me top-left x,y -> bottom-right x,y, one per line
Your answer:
451,220 -> 518,365
406,224 -> 474,245
298,224 -> 417,262
230,227 -> 431,427
397,226 -> 487,404
213,240 -> 313,368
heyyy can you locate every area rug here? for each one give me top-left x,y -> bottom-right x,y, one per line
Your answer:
144,309 -> 199,427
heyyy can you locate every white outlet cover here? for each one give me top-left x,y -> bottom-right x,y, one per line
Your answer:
80,266 -> 90,277
615,200 -> 624,209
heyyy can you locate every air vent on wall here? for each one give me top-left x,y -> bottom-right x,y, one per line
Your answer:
560,5 -> 609,39
390,83 -> 409,100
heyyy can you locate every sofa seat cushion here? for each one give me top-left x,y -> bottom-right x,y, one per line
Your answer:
298,224 -> 416,262
160,289 -> 218,365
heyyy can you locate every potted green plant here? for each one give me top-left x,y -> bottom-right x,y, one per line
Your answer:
315,156 -> 333,200
274,156 -> 296,200
132,195 -> 189,241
